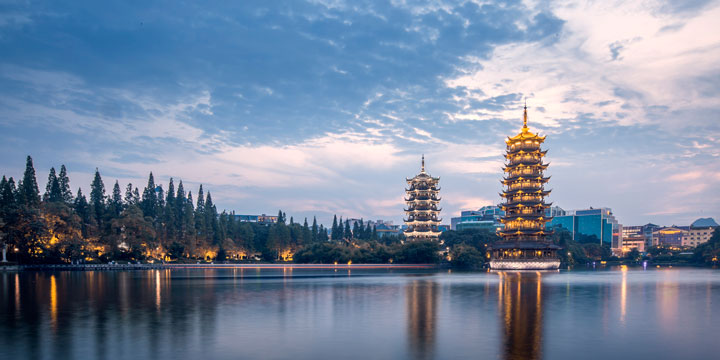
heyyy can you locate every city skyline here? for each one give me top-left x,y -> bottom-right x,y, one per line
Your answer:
1,0 -> 719,227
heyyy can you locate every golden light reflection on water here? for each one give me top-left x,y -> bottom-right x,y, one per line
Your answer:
406,280 -> 438,360
498,271 -> 544,360
15,273 -> 20,316
155,270 -> 161,310
620,266 -> 627,325
50,274 -> 57,329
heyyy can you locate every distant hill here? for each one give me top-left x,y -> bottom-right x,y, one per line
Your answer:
692,218 -> 719,227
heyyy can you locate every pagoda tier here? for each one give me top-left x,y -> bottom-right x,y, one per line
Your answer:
404,156 -> 442,241
489,104 -> 560,270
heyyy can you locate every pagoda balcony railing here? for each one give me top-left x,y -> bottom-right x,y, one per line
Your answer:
405,196 -> 441,201
405,206 -> 440,211
506,195 -> 542,204
506,182 -> 543,191
502,223 -> 546,231
508,169 -> 544,177
508,156 -> 542,165
509,143 -> 541,151
405,217 -> 440,223
507,209 -> 545,216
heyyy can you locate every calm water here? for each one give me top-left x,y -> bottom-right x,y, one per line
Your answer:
1,267 -> 719,360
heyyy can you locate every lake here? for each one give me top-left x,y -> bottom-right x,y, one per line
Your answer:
1,267 -> 719,359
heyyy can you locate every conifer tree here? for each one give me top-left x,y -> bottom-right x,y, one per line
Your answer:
141,172 -> 157,219
57,165 -> 73,203
43,167 -> 60,202
74,188 -> 91,237
19,156 -> 40,207
365,222 -> 372,241
331,215 -> 338,240
89,168 -> 106,226
205,192 -> 219,244
344,220 -> 352,239
109,181 -> 123,217
195,185 -> 206,239
311,216 -> 318,242
277,210 -> 285,224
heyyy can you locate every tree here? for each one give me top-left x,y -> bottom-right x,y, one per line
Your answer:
74,188 -> 92,238
57,165 -> 73,203
110,205 -> 157,260
43,167 -> 62,202
141,173 -> 158,219
19,156 -> 40,208
311,217 -> 319,242
89,168 -> 106,227
108,181 -> 123,217
344,219 -> 352,239
331,215 -> 339,240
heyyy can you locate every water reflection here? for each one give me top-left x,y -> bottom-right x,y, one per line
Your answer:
406,280 -> 438,360
498,272 -> 544,360
2,269 -> 720,360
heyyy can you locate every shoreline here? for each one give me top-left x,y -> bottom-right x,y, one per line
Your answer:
0,263 -> 440,272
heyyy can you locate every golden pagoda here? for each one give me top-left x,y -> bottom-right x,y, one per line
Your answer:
489,104 -> 560,270
404,156 -> 442,241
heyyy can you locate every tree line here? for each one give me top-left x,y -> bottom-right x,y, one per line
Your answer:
0,156 -> 412,264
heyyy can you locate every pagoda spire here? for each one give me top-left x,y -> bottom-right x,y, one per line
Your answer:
421,154 -> 425,172
523,99 -> 528,130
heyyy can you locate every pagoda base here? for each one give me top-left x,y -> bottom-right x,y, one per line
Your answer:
489,258 -> 560,270
488,241 -> 562,270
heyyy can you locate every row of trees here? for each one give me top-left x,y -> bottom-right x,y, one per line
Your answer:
0,156 -> 409,264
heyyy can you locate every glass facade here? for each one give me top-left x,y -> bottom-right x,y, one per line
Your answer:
549,208 -> 620,246
451,206 -> 505,231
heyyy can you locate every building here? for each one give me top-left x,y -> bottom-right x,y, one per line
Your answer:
451,205 -> 505,231
652,226 -> 688,248
622,223 -> 659,251
372,220 -> 403,237
682,226 -> 715,248
233,214 -> 278,225
489,104 -> 560,270
549,207 -> 622,249
404,156 -> 442,241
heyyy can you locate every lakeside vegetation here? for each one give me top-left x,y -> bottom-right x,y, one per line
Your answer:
1,156 -> 718,268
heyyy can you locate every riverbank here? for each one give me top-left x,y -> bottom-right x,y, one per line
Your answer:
0,263 -> 439,272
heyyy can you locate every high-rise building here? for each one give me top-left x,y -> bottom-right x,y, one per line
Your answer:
404,156 -> 442,241
622,223 -> 659,251
450,205 -> 505,231
549,207 -> 622,249
489,104 -> 560,270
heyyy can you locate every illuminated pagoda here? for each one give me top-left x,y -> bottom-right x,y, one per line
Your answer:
404,156 -> 442,241
489,104 -> 561,270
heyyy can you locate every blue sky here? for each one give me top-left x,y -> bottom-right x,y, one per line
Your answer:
1,0 -> 719,227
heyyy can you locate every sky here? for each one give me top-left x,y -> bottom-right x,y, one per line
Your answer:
1,0 -> 719,227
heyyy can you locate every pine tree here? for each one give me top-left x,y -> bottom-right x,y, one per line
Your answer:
164,178 -> 177,241
57,165 -> 73,203
277,210 -> 285,224
74,188 -> 91,237
344,220 -> 352,239
141,172 -> 157,219
311,216 -> 318,242
195,185 -> 206,239
19,156 -> 40,207
365,222 -> 372,241
89,168 -> 106,226
125,183 -> 135,206
302,218 -> 311,245
43,167 -> 60,202
331,215 -> 339,240
109,181 -> 123,217
289,216 -> 294,226
205,192 -> 219,244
